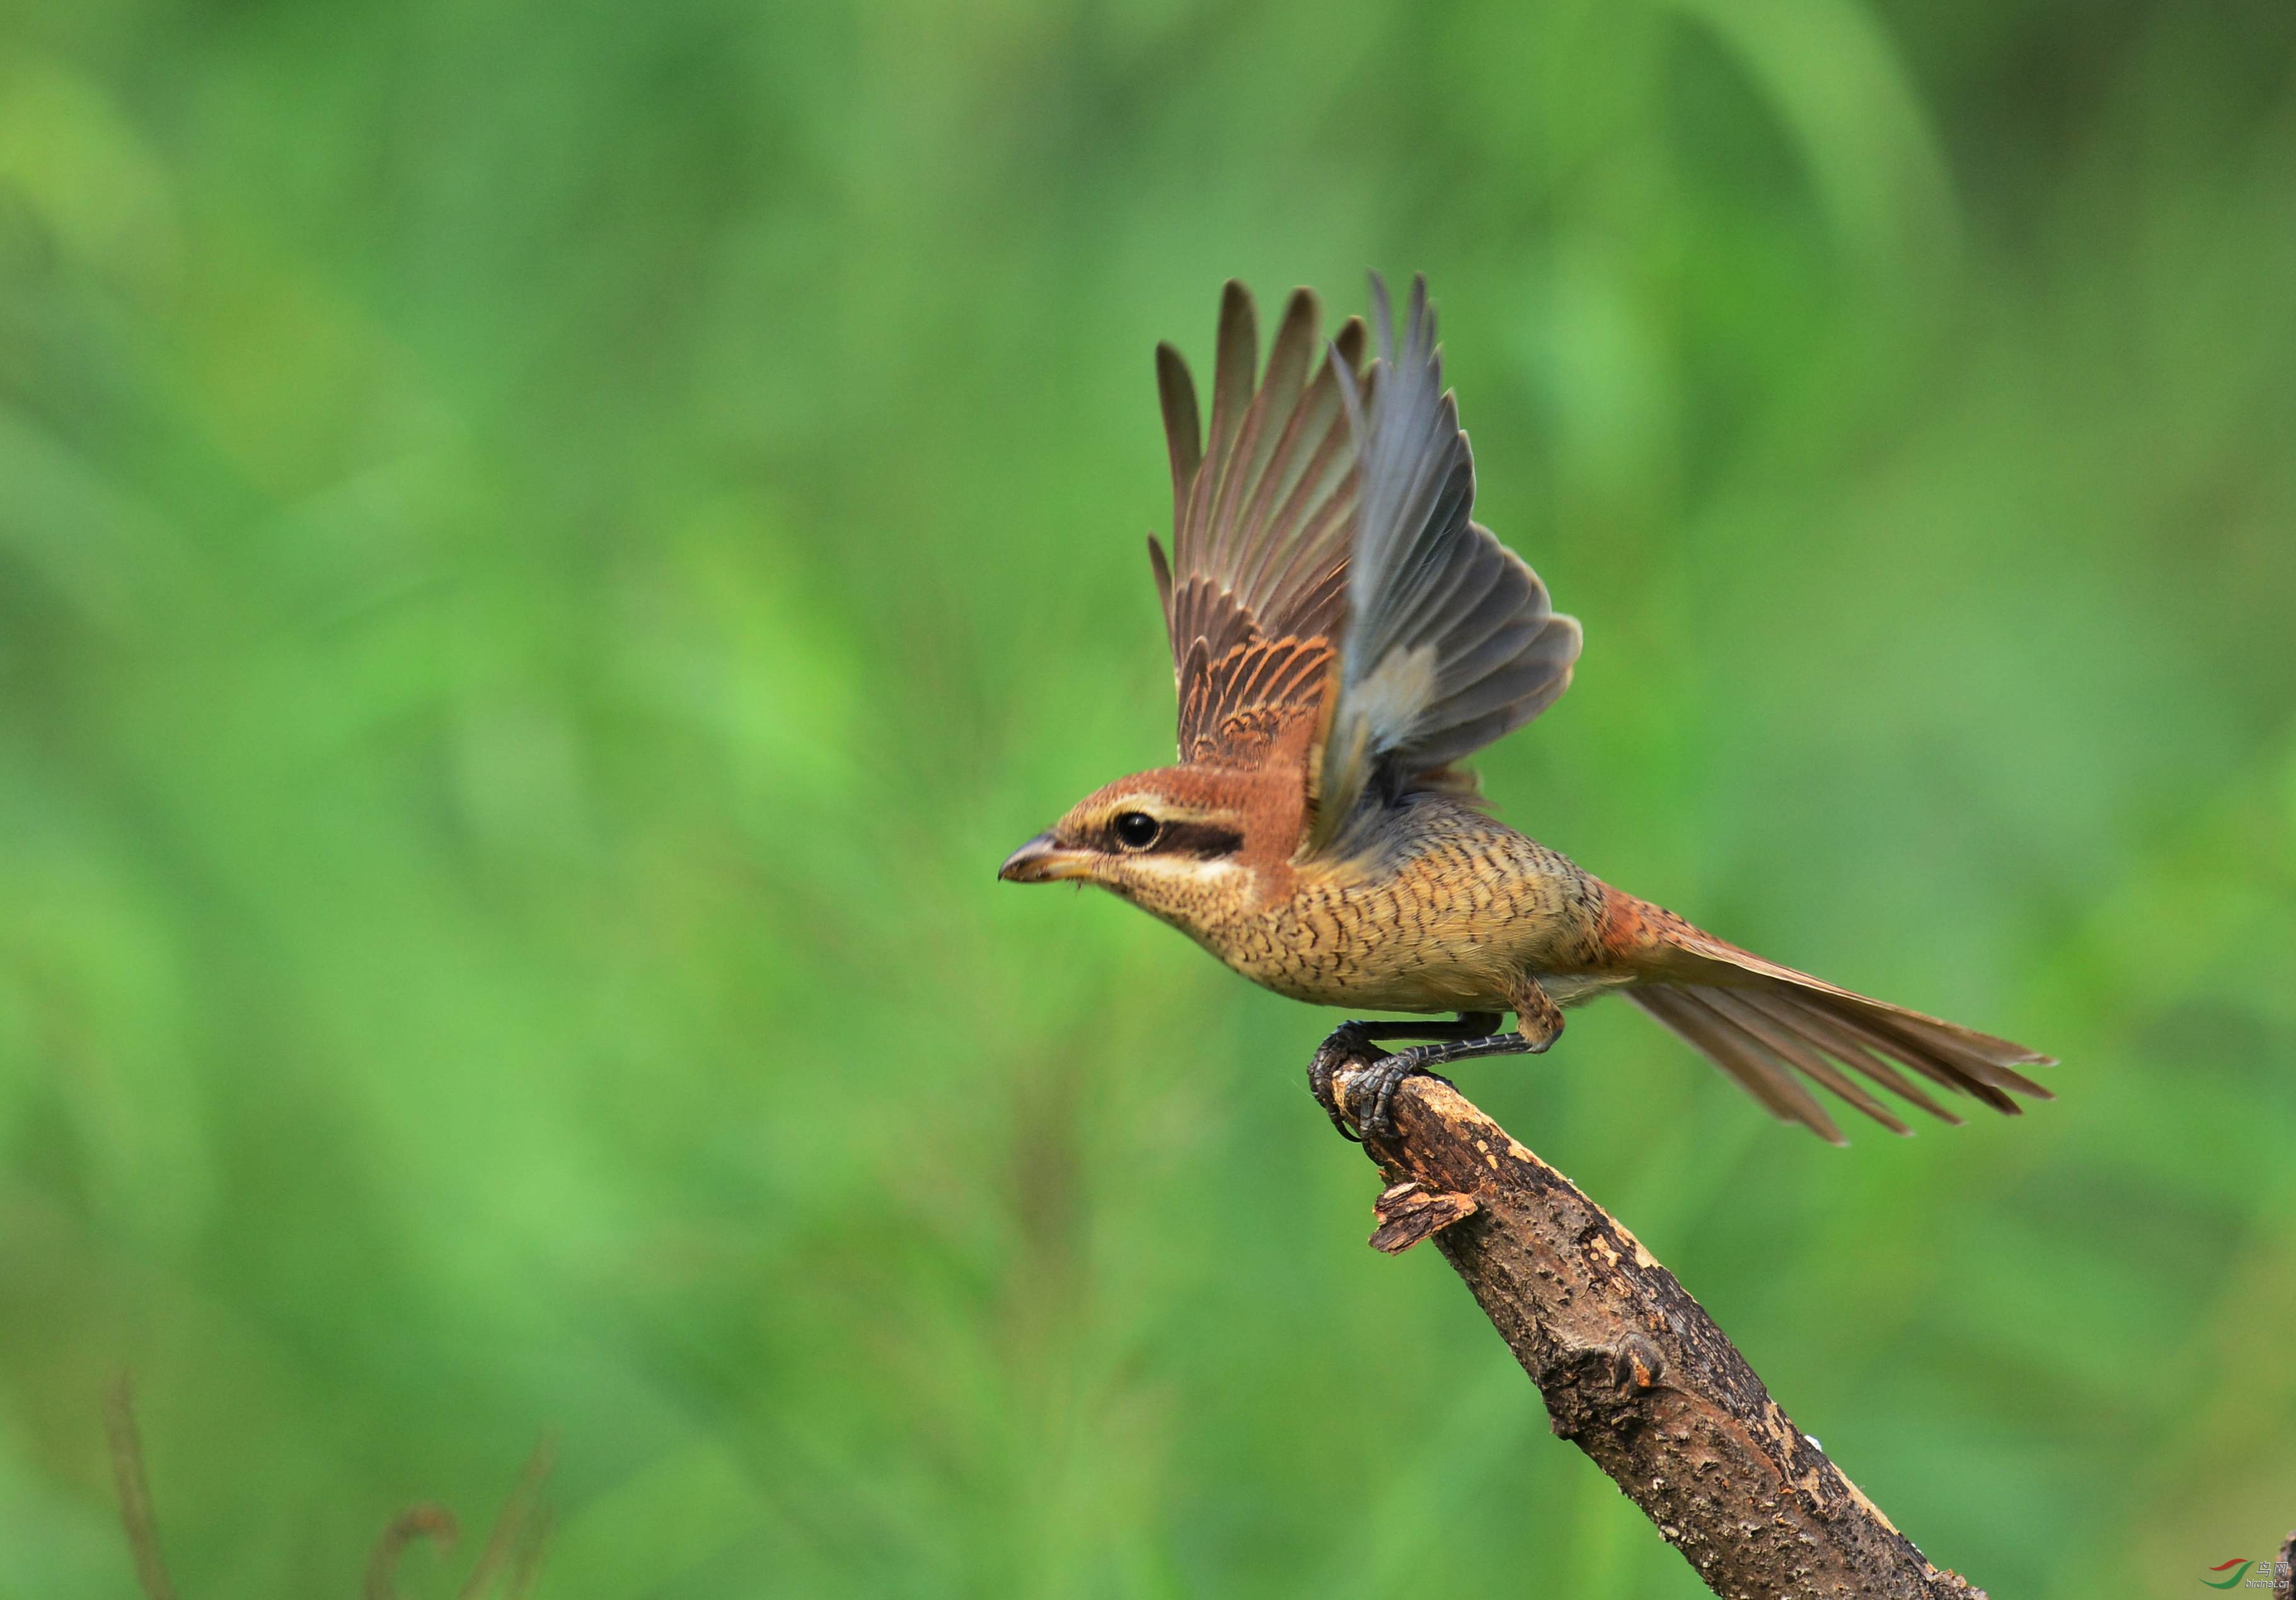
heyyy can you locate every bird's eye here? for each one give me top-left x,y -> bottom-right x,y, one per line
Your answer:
1112,811 -> 1162,850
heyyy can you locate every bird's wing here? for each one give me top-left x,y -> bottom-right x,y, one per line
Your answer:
1308,274 -> 1582,851
1153,282 -> 1366,769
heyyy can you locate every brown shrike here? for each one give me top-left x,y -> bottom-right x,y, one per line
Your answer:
1001,275 -> 2052,1142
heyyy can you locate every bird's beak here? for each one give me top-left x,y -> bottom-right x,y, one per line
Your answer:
998,832 -> 1092,883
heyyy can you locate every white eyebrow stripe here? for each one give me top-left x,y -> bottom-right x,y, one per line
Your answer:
1100,802 -> 1235,826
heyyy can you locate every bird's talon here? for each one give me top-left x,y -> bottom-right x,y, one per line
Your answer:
1359,1053 -> 1429,1141
1308,1023 -> 1390,1141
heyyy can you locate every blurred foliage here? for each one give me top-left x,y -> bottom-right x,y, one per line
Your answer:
1,0 -> 2292,1594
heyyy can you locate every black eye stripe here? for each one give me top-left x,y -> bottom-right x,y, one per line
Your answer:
1097,815 -> 1241,857
1151,821 -> 1243,858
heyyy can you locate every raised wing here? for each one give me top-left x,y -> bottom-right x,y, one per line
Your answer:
1311,274 -> 1582,849
1153,282 -> 1366,768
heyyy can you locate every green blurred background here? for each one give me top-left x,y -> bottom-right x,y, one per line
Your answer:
3,0 -> 2292,1594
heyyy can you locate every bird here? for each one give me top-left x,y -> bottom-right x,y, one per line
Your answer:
998,274 -> 2053,1143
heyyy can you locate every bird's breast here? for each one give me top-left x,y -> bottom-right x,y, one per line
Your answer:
1191,811 -> 1607,1013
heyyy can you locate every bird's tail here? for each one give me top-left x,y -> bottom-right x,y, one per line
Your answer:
1605,890 -> 2054,1144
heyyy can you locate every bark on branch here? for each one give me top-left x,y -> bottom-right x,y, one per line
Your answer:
1327,1062 -> 1986,1599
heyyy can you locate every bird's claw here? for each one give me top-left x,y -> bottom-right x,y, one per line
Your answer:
1307,1023 -> 1382,1142
1356,1052 -> 1450,1141
1307,1026 -> 1448,1142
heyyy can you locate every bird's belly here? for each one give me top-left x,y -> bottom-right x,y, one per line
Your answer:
1249,961 -> 1497,1013
1531,969 -> 1635,1008
1201,901 -> 1554,1013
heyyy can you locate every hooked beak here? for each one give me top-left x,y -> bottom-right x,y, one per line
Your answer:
998,832 -> 1093,883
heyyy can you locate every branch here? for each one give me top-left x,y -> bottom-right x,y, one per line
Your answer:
104,1373 -> 178,1600
1327,1062 -> 1986,1599
100,1373 -> 552,1600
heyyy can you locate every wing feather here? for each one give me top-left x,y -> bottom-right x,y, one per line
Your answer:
1310,275 -> 1582,849
1157,284 -> 1363,768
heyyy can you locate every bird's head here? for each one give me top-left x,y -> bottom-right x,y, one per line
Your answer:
998,765 -> 1271,935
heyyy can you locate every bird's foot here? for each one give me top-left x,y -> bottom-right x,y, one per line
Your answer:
1308,1025 -> 1452,1143
1354,1046 -> 1461,1141
1307,1023 -> 1382,1142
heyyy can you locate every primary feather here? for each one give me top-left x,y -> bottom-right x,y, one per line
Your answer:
1313,274 -> 1582,849
1153,283 -> 1364,769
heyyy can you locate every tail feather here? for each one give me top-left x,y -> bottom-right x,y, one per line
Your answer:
1741,991 -> 1964,1124
1634,987 -> 1849,1144
1704,990 -> 1910,1135
1611,893 -> 2055,1141
1806,1000 -> 2023,1113
1866,1008 -> 2053,1100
